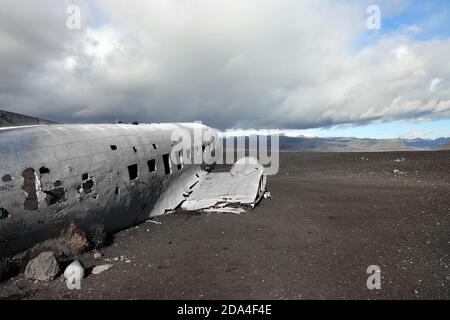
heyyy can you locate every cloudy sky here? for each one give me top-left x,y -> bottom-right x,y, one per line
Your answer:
1,0 -> 449,138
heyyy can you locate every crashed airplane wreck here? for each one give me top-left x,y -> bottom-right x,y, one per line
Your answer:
0,116 -> 268,257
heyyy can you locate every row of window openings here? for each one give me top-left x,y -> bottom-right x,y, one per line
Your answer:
0,152 -> 184,213
109,144 -> 183,180
111,144 -> 201,158
1,153 -> 182,205
9,152 -> 180,195
78,152 -> 177,198
110,143 -> 157,152
128,152 -> 183,181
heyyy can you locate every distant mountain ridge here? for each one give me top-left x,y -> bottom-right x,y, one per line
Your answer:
402,137 -> 450,149
441,142 -> 450,150
222,135 -> 450,151
278,136 -> 410,151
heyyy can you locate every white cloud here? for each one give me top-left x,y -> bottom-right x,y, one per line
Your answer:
402,25 -> 423,35
429,78 -> 442,92
219,129 -> 317,138
64,56 -> 78,71
0,0 -> 449,129
401,128 -> 437,139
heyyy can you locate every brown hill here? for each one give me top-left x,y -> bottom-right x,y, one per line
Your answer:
441,142 -> 450,150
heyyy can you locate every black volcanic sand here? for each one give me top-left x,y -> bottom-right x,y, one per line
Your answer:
1,151 -> 449,299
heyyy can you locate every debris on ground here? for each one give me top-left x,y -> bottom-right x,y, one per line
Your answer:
182,157 -> 267,212
263,192 -> 271,199
394,158 -> 406,163
63,260 -> 84,288
93,252 -> 102,259
25,251 -> 59,282
92,264 -> 113,275
204,207 -> 247,214
146,219 -> 162,225
0,151 -> 449,299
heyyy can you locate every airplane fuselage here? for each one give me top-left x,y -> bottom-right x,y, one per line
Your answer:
0,123 -> 217,256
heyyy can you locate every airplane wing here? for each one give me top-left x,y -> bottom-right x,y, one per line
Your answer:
0,109 -> 57,128
181,157 -> 267,213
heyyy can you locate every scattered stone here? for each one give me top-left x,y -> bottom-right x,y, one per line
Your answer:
146,220 -> 162,225
25,251 -> 59,281
113,257 -> 119,261
204,207 -> 246,214
94,252 -> 102,259
120,255 -> 125,262
92,264 -> 113,275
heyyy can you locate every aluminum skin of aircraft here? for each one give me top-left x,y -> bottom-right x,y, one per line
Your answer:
0,123 -> 219,256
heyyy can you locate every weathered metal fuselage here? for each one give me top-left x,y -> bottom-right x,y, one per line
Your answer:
0,123 -> 217,256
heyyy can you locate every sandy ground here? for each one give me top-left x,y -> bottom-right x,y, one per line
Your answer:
1,151 -> 449,300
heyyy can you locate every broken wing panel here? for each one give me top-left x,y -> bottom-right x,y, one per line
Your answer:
181,157 -> 266,211
149,167 -> 207,217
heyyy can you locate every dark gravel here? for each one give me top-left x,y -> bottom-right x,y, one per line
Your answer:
1,151 -> 449,299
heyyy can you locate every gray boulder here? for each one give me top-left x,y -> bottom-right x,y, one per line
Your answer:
25,251 -> 59,281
